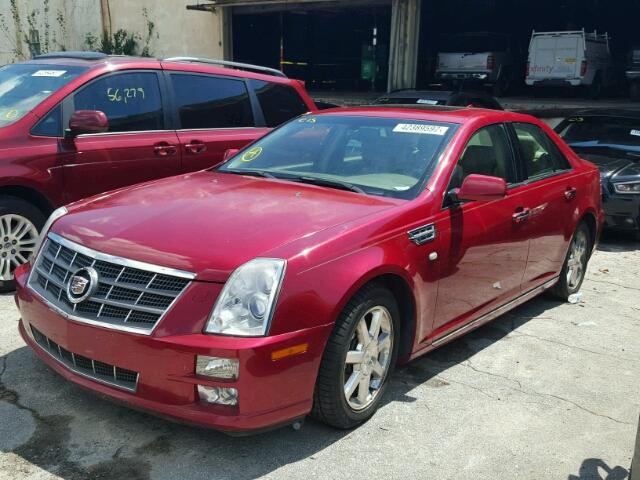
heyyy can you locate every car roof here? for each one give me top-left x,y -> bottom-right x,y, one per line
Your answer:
382,90 -> 455,100
24,52 -> 291,83
314,106 -> 530,124
569,109 -> 640,119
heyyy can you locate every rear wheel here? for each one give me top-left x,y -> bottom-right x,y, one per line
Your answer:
589,73 -> 603,99
312,283 -> 399,429
631,81 -> 640,100
0,196 -> 45,293
550,222 -> 591,301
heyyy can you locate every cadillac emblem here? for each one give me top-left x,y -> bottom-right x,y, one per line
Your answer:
66,267 -> 99,304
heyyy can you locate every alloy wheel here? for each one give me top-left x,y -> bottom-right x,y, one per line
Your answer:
566,229 -> 588,290
343,306 -> 394,411
0,214 -> 39,281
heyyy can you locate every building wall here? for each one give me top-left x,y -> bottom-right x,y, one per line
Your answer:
106,0 -> 225,59
0,0 -> 101,64
0,0 -> 225,65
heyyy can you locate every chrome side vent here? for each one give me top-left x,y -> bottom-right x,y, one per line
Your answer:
408,224 -> 436,246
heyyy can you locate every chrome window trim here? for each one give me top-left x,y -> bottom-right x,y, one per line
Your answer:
27,233 -> 195,336
76,129 -> 174,138
28,323 -> 138,392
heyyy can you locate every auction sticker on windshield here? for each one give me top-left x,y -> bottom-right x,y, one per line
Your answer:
393,124 -> 449,135
241,147 -> 263,162
31,70 -> 67,77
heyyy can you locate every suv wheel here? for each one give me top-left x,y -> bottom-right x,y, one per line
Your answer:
550,222 -> 591,301
312,283 -> 399,429
0,196 -> 46,293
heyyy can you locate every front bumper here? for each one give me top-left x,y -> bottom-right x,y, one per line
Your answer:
602,192 -> 640,231
436,71 -> 492,83
526,78 -> 582,87
15,265 -> 332,434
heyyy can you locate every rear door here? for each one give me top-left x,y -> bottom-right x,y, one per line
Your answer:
528,34 -> 581,81
168,73 -> 269,172
60,70 -> 181,203
507,122 -> 577,290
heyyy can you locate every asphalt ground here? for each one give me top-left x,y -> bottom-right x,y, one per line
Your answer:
0,230 -> 638,480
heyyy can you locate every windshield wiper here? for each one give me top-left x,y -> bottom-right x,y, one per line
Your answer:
220,169 -> 276,179
288,176 -> 366,194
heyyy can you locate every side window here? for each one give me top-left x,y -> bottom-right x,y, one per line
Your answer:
449,124 -> 515,190
73,72 -> 164,133
170,74 -> 253,129
250,79 -> 309,127
513,122 -> 571,180
31,104 -> 62,137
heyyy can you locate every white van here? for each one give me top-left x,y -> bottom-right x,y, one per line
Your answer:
525,29 -> 615,97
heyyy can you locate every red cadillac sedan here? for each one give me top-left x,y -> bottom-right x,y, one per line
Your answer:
15,106 -> 603,434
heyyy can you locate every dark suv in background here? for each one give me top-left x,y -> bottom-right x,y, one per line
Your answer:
0,52 -> 317,290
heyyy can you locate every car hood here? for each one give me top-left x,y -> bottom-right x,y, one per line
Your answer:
52,171 -> 400,282
571,147 -> 640,180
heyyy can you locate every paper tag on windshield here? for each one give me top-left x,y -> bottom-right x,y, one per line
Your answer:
416,99 -> 439,105
393,123 -> 448,136
32,70 -> 66,77
630,129 -> 640,137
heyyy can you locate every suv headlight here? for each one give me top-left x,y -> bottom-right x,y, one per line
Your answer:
33,206 -> 68,257
613,181 -> 640,194
204,258 -> 286,337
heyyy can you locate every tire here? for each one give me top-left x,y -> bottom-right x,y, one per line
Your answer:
311,283 -> 400,429
550,222 -> 591,301
0,196 -> 46,293
492,76 -> 510,97
589,74 -> 603,99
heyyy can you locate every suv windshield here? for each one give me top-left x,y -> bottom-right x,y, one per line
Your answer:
218,114 -> 457,199
558,116 -> 640,151
440,34 -> 508,53
0,63 -> 87,127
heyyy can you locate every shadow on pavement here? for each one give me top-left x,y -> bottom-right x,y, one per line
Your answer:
568,458 -> 629,480
597,231 -> 639,253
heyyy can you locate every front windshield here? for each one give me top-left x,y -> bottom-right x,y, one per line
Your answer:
218,114 -> 457,199
0,63 -> 87,127
558,116 -> 640,151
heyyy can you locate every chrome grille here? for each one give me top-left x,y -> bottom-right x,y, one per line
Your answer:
28,233 -> 194,334
30,325 -> 139,391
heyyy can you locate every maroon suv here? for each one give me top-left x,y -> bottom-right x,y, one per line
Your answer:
0,51 -> 316,291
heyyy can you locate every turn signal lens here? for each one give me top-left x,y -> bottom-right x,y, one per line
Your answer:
196,356 -> 239,380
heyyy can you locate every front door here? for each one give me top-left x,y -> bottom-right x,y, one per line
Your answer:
429,123 -> 530,336
168,72 -> 269,172
60,71 -> 180,203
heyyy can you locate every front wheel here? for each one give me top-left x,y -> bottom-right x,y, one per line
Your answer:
0,196 -> 45,293
550,222 -> 591,300
312,283 -> 400,429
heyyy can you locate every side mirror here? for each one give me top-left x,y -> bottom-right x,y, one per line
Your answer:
66,110 -> 108,137
451,174 -> 507,203
223,148 -> 240,161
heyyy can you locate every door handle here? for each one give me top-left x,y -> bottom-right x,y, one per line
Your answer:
512,207 -> 530,224
185,141 -> 207,155
153,143 -> 177,157
564,187 -> 577,200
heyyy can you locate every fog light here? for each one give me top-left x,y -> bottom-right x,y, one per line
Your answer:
197,385 -> 238,406
196,356 -> 239,380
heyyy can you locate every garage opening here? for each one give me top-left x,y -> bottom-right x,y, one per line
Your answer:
232,4 -> 392,91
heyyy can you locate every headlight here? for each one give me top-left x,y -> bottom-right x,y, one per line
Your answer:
204,258 -> 286,336
613,181 -> 640,194
33,206 -> 68,257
